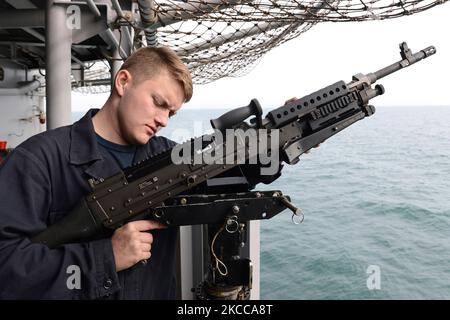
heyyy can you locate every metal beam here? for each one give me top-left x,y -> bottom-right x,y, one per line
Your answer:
0,41 -> 98,49
5,0 -> 36,9
137,0 -> 158,46
6,0 -> 88,69
84,0 -> 127,57
0,10 -> 45,29
109,46 -> 123,87
21,27 -> 86,66
46,1 -> 72,129
21,27 -> 45,42
111,0 -> 133,53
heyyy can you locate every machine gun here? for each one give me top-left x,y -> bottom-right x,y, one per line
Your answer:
31,42 -> 435,299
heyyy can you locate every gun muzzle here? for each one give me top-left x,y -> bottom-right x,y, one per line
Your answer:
421,46 -> 436,58
373,42 -> 436,81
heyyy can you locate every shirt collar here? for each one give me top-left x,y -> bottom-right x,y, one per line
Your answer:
69,108 -> 103,165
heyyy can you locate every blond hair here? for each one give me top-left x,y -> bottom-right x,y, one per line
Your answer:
117,46 -> 193,102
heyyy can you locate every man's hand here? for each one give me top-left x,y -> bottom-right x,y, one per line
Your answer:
111,220 -> 166,272
284,97 -> 323,153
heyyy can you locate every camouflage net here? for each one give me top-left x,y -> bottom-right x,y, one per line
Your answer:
149,0 -> 448,84
72,0 -> 448,93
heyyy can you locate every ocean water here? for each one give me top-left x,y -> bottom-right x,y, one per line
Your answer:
73,106 -> 450,299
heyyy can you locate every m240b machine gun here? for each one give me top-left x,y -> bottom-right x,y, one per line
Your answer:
31,42 -> 435,299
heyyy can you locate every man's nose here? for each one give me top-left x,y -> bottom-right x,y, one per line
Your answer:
154,110 -> 169,128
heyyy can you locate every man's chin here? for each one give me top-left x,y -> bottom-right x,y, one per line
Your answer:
138,137 -> 152,145
127,134 -> 152,146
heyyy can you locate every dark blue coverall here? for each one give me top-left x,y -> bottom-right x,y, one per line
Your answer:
0,109 -> 178,299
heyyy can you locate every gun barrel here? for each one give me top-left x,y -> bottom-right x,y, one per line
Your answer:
373,45 -> 436,81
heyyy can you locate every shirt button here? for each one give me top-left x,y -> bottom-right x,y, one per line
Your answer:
103,278 -> 113,289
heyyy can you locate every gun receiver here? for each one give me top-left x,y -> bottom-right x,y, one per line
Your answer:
31,42 -> 435,249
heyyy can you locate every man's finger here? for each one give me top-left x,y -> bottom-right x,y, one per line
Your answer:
129,220 -> 167,232
141,243 -> 151,252
305,143 -> 322,154
139,232 -> 153,244
284,97 -> 298,105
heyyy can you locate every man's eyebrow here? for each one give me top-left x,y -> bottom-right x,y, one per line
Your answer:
152,94 -> 178,114
152,94 -> 170,107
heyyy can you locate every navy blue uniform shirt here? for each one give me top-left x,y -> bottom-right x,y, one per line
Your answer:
0,109 -> 178,299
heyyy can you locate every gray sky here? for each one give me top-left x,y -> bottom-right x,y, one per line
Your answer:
72,3 -> 450,112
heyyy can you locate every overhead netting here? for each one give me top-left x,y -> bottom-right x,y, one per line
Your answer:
72,0 -> 448,93
149,0 -> 448,84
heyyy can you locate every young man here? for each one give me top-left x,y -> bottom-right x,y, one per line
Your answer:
0,46 -> 193,299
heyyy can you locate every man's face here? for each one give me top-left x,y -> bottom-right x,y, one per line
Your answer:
116,69 -> 184,145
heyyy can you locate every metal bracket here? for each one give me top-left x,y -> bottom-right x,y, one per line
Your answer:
146,190 -> 291,227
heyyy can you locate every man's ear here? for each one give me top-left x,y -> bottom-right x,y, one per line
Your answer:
114,70 -> 132,97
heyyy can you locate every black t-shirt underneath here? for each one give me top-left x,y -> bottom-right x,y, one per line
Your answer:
96,134 -> 136,169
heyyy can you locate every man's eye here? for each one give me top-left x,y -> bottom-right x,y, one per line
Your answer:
152,96 -> 163,107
